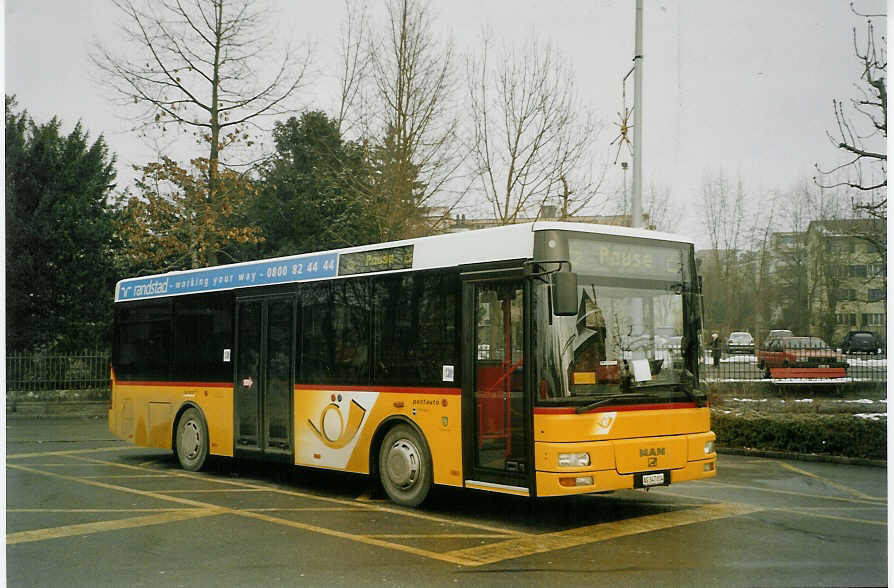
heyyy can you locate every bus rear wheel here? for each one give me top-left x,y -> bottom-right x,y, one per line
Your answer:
379,424 -> 432,507
175,407 -> 208,472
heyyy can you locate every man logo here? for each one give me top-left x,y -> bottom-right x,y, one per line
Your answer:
639,447 -> 666,457
308,399 -> 366,449
640,448 -> 665,468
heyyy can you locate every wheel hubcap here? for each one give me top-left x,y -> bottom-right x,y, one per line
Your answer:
182,420 -> 200,460
385,439 -> 419,489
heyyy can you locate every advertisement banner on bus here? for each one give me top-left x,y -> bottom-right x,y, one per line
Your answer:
116,252 -> 339,301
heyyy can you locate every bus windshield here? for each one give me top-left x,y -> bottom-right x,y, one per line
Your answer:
534,234 -> 701,406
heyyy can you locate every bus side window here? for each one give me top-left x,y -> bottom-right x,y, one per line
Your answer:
115,301 -> 171,381
372,271 -> 457,387
299,283 -> 334,384
298,279 -> 372,386
331,279 -> 370,384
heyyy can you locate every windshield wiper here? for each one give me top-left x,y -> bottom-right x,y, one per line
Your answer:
574,381 -> 706,413
574,393 -> 659,414
632,381 -> 706,407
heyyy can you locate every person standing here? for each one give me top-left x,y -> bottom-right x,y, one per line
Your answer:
710,333 -> 722,367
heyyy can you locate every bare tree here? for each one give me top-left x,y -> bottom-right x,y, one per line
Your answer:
701,171 -> 746,261
644,184 -> 680,231
699,170 -> 747,335
815,5 -> 886,256
467,34 -> 602,224
335,0 -> 371,136
360,0 -> 465,239
93,0 -> 312,189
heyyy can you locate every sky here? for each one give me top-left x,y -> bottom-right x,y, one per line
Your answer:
4,0 -> 887,247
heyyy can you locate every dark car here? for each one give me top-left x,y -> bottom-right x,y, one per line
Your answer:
840,331 -> 881,355
726,331 -> 754,354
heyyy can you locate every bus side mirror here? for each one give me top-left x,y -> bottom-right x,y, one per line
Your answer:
551,271 -> 578,316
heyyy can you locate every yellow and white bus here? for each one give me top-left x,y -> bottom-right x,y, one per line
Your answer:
110,222 -> 716,506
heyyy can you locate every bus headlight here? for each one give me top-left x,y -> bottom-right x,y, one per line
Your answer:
558,452 -> 590,467
704,441 -> 714,455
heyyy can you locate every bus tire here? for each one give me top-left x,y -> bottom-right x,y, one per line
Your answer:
378,424 -> 432,507
175,407 -> 208,472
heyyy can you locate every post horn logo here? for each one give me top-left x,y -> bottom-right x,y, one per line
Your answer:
307,399 -> 367,449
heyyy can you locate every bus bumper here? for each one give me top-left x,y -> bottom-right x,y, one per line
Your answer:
534,433 -> 717,497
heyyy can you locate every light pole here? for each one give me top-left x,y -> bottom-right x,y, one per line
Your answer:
621,161 -> 629,218
631,0 -> 644,229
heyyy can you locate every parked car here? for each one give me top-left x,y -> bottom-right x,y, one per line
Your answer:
761,329 -> 794,350
726,331 -> 754,354
840,331 -> 882,355
757,336 -> 847,377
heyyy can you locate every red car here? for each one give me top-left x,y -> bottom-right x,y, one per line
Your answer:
757,336 -> 847,378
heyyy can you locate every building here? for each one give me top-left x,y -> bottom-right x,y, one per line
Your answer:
806,219 -> 886,345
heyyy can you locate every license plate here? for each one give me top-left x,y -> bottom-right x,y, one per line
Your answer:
642,473 -> 665,486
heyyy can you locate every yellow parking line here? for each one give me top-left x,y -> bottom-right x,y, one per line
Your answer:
8,461 -> 763,567
7,464 -> 235,511
82,474 -> 175,479
9,463 -> 123,467
788,506 -> 887,511
8,508 -> 208,513
442,503 -> 763,567
696,480 -> 884,506
7,509 -> 221,544
161,489 -> 271,493
245,507 -> 369,512
69,454 -> 528,537
775,462 -> 885,502
656,485 -> 886,527
8,446 -> 143,459
5,463 -> 490,565
770,507 -> 886,527
363,533 -> 517,539
232,509 -> 476,565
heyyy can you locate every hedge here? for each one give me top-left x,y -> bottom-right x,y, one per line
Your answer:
712,412 -> 886,460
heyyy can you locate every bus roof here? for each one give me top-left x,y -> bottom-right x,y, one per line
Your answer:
114,221 -> 695,302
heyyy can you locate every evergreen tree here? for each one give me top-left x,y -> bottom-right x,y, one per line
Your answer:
5,96 -> 118,352
253,111 -> 379,256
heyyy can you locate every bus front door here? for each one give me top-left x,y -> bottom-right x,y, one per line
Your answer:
234,297 -> 294,461
463,279 -> 531,495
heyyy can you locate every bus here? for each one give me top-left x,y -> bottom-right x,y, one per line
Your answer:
110,221 -> 716,506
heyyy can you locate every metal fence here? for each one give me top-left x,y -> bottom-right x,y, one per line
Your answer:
703,349 -> 887,383
4,347 -> 886,393
6,353 -> 111,393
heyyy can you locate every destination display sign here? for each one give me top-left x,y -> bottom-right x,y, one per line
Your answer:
338,245 -> 414,276
569,238 -> 687,280
116,252 -> 338,301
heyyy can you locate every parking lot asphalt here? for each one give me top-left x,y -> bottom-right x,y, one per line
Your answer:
6,417 -> 888,587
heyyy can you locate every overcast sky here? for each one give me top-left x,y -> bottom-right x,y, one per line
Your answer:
5,0 -> 886,246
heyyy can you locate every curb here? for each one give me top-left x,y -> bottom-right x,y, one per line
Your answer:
6,401 -> 108,419
717,447 -> 886,468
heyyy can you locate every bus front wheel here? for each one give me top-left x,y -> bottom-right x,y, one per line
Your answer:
379,424 -> 432,507
175,407 -> 208,472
